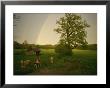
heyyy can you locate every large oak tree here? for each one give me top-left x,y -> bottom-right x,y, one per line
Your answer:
54,13 -> 90,55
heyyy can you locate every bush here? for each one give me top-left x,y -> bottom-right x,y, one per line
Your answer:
87,44 -> 97,50
55,44 -> 72,56
14,41 -> 23,49
14,49 -> 26,55
27,45 -> 33,51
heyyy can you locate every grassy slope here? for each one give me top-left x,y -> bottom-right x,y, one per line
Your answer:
14,49 -> 97,75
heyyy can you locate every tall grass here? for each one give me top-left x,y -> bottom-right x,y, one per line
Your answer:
14,49 -> 97,75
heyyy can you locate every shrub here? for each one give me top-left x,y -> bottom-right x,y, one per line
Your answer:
27,45 -> 33,51
14,49 -> 26,55
55,44 -> 72,56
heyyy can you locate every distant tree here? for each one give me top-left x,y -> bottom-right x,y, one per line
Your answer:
54,13 -> 90,55
87,44 -> 97,50
23,40 -> 28,45
14,41 -> 22,49
38,45 -> 55,49
76,44 -> 97,50
22,40 -> 28,49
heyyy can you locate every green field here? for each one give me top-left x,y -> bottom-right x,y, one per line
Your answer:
14,49 -> 97,75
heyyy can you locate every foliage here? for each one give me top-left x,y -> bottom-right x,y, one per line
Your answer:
87,44 -> 97,50
22,40 -> 28,49
54,13 -> 90,50
55,44 -> 72,56
38,45 -> 55,49
27,45 -> 33,51
76,44 -> 97,50
14,41 -> 23,49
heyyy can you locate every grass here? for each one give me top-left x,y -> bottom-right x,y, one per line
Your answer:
14,49 -> 97,75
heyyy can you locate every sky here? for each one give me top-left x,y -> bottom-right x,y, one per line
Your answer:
13,13 -> 97,45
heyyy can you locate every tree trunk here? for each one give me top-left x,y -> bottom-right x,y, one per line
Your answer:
66,29 -> 71,49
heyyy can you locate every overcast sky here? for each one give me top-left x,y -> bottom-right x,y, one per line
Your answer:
13,13 -> 97,45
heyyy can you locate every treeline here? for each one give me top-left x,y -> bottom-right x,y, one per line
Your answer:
14,41 -> 97,50
14,41 -> 55,49
76,44 -> 97,50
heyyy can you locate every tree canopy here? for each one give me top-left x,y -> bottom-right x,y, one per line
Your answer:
54,13 -> 90,49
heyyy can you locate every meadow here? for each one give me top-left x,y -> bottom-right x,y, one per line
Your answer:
14,49 -> 97,75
